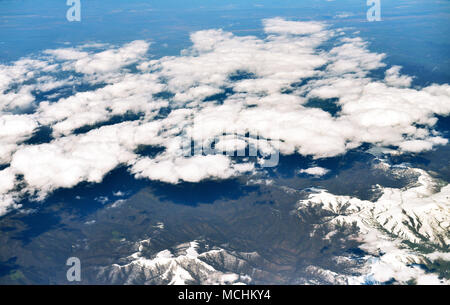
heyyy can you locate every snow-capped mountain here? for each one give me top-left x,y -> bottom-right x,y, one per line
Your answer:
97,240 -> 257,285
297,166 -> 449,284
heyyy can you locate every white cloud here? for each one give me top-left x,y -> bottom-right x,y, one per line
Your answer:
10,123 -> 138,198
384,65 -> 413,87
299,167 -> 329,177
131,154 -> 254,184
36,73 -> 165,136
0,114 -> 38,164
0,18 -> 449,215
263,17 -> 326,35
334,12 -> 354,19
0,168 -> 20,216
47,40 -> 150,75
0,167 -> 15,194
327,37 -> 386,75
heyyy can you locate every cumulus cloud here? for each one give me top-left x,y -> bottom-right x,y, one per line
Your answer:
299,167 -> 329,177
131,154 -> 252,184
0,18 -> 450,215
46,40 -> 150,75
36,73 -> 165,136
0,58 -> 56,112
10,128 -> 136,198
0,167 -> 20,215
384,65 -> 413,87
0,114 -> 38,164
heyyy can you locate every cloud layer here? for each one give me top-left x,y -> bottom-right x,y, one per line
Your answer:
1,18 -> 450,215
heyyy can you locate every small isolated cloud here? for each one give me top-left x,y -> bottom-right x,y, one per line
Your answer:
334,12 -> 354,19
263,17 -> 326,35
299,167 -> 330,177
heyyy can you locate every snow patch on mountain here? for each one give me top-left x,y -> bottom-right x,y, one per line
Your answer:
97,239 -> 253,285
297,167 -> 449,284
